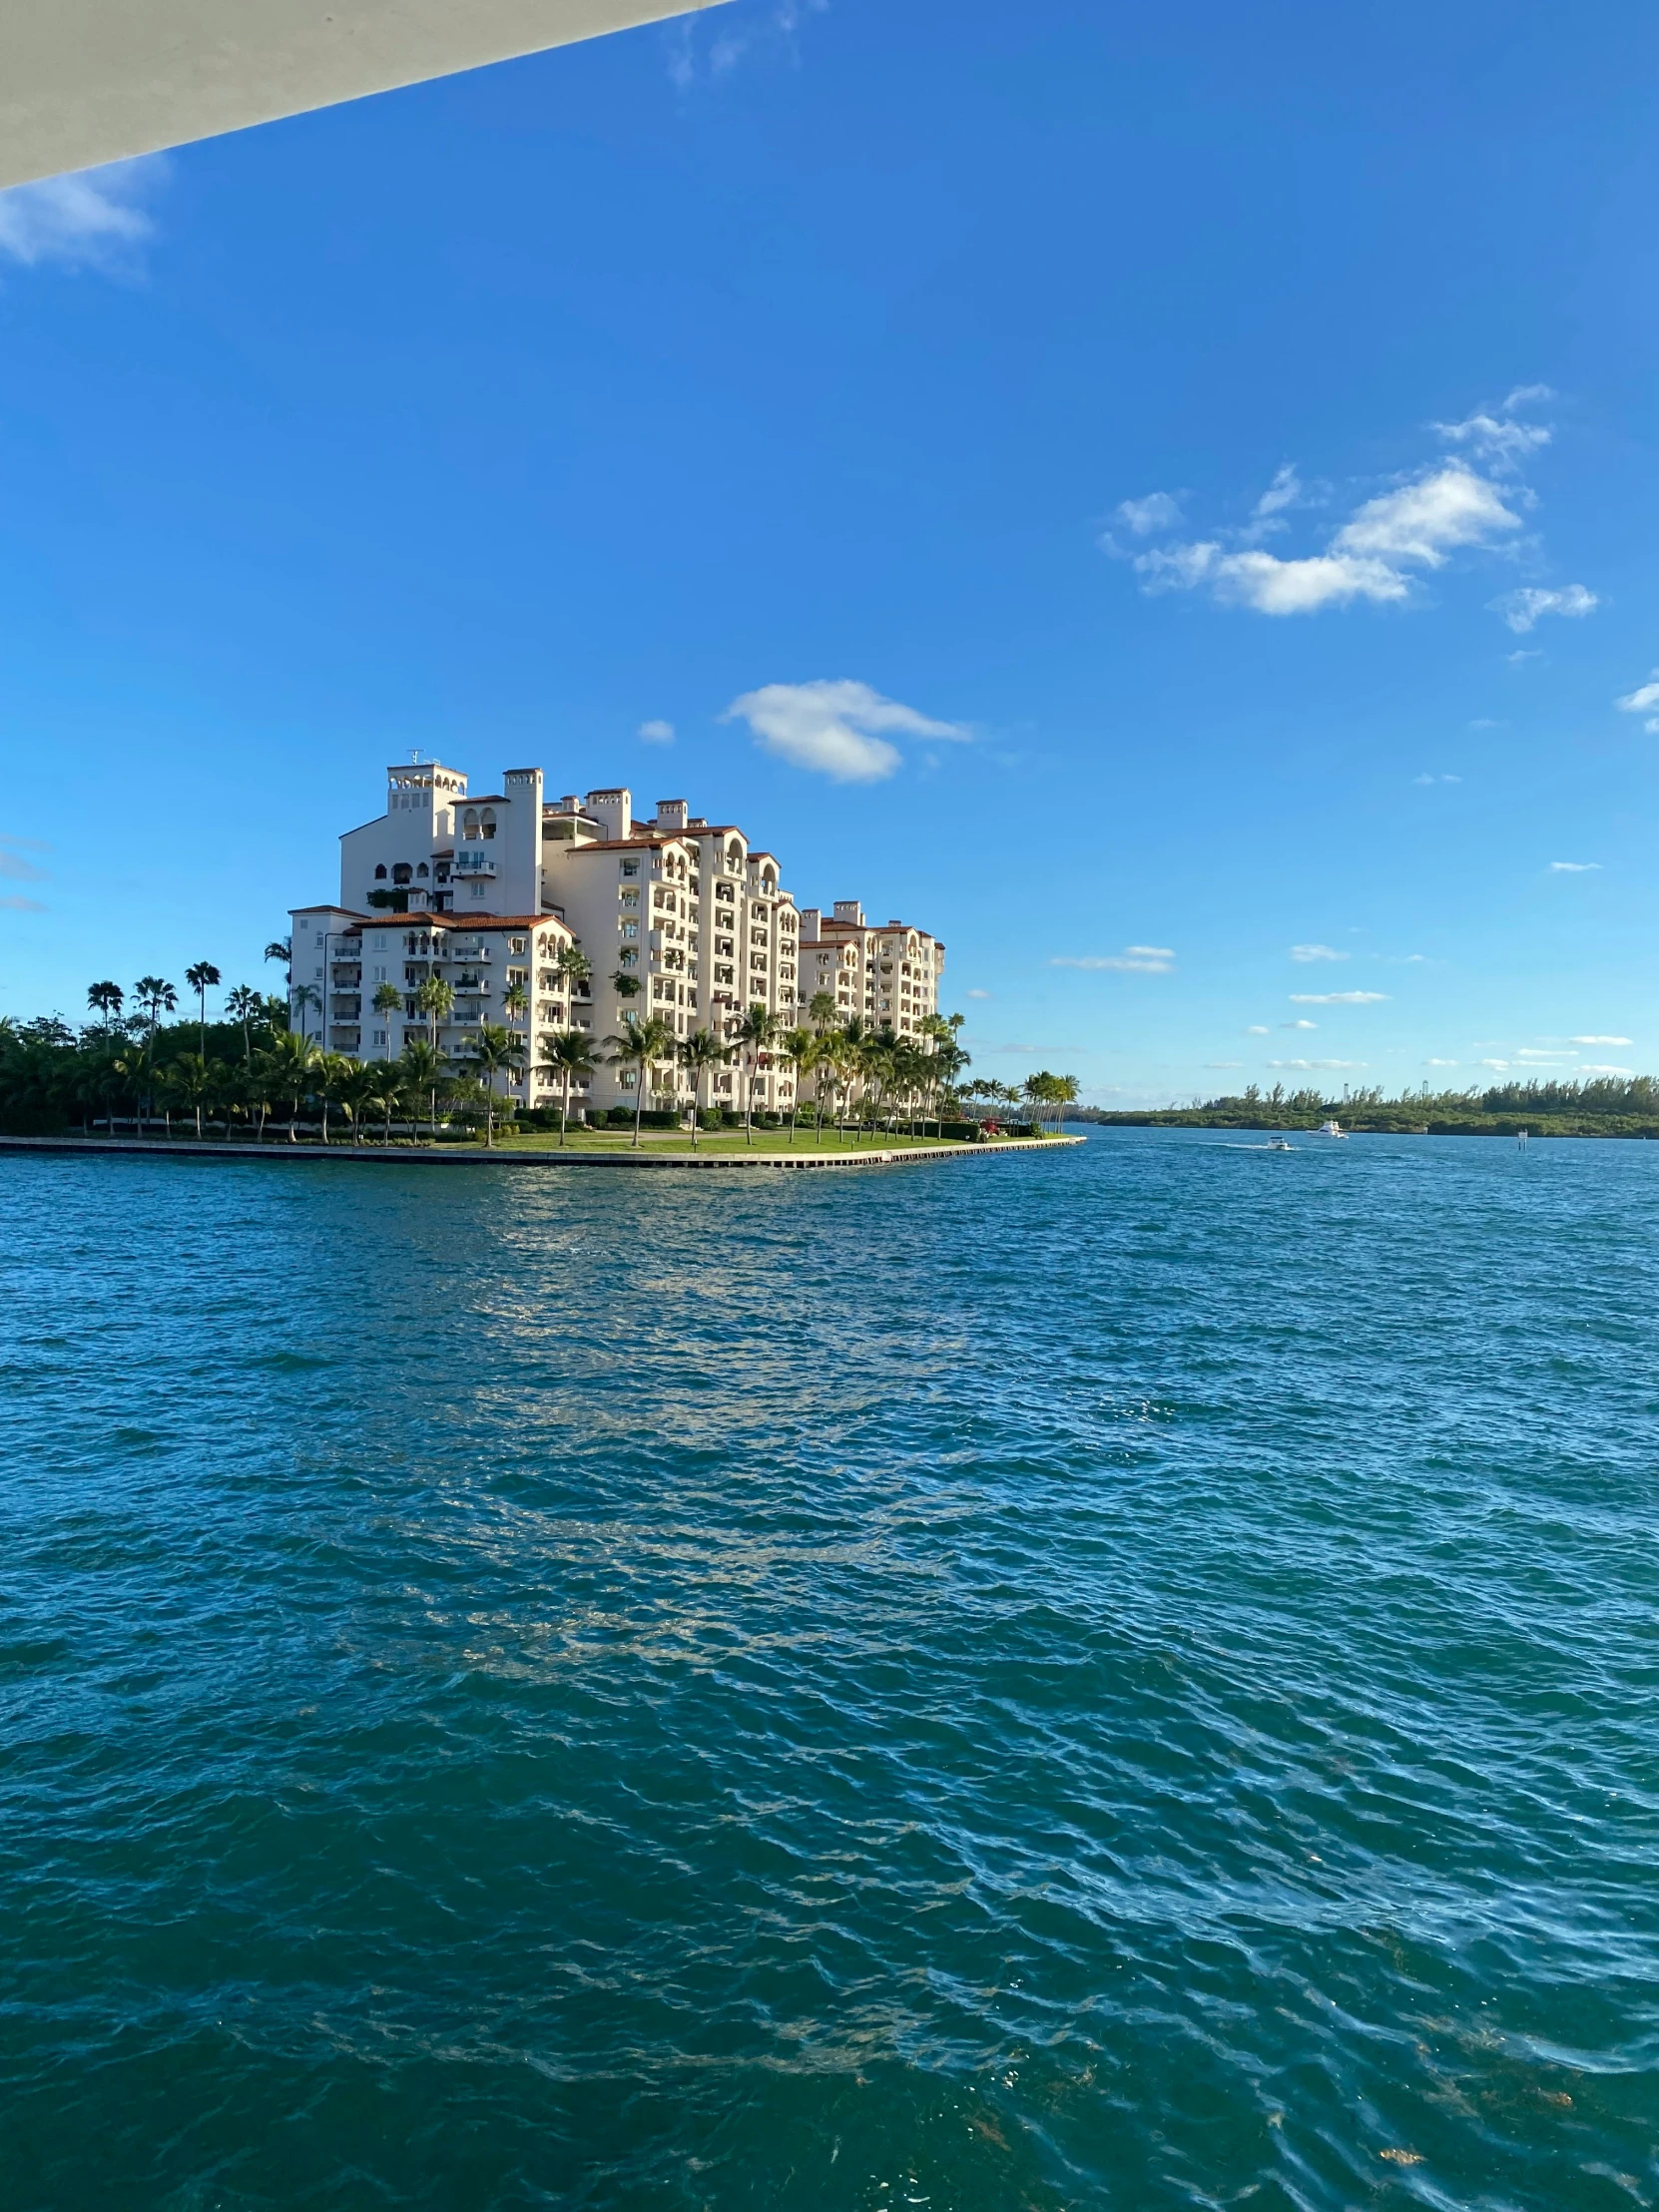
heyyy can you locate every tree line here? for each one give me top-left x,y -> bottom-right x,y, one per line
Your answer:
0,965 -> 1084,1148
1078,1074 -> 1659,1135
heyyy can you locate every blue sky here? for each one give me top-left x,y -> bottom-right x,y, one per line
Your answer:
3,0 -> 1658,1101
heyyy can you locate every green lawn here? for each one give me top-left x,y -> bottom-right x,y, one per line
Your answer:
486,1125 -> 975,1155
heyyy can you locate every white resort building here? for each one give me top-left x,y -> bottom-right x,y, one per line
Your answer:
288,762 -> 945,1118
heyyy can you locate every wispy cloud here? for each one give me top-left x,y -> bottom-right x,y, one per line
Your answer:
1488,584 -> 1597,633
1107,390 -> 1569,619
1204,1060 -> 1244,1069
1581,1063 -> 1635,1076
724,679 -> 966,783
667,0 -> 827,88
1269,1058 -> 1366,1070
965,987 -> 991,1000
0,158 -> 166,274
1052,946 -> 1175,974
1246,1024 -> 1270,1035
1290,990 -> 1389,1005
1549,860 -> 1600,872
1413,772 -> 1462,785
637,718 -> 674,746
1282,1019 -> 1318,1030
1432,390 -> 1553,468
1290,943 -> 1347,962
1614,671 -> 1659,734
0,834 -> 49,910
1426,1058 -> 1459,1067
1112,491 -> 1183,536
1571,1035 -> 1630,1045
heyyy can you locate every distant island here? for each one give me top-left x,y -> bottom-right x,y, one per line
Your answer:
1074,1076 -> 1659,1140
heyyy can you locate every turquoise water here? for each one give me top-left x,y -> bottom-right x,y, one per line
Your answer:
3,1130 -> 1656,2210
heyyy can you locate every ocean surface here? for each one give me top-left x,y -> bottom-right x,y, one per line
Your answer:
2,1129 -> 1656,2211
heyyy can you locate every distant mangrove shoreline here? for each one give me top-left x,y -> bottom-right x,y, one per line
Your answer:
1070,1075 -> 1659,1140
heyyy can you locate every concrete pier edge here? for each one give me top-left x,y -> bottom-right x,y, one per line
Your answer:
0,1133 -> 1082,1172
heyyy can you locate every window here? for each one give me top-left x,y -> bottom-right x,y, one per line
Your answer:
620,888 -> 639,908
471,884 -> 486,901
374,863 -> 387,879
416,862 -> 428,877
509,937 -> 526,953
621,859 -> 640,877
622,921 -> 638,939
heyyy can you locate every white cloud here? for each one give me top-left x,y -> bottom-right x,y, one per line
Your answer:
1113,491 -> 1182,536
1246,1025 -> 1270,1035
1052,945 -> 1175,973
1135,540 -> 1407,613
1488,584 -> 1597,633
1251,464 -> 1304,523
1204,1060 -> 1244,1069
637,718 -> 674,746
1290,943 -> 1347,962
1581,1064 -> 1635,1076
1571,1034 -> 1630,1045
1614,672 -> 1659,734
965,988 -> 991,1000
1289,990 -> 1389,1005
1129,456 -> 1523,617
1434,403 -> 1551,468
1333,467 -> 1521,567
0,158 -> 165,273
1270,1058 -> 1366,1070
1480,1058 -> 1510,1070
1426,1058 -> 1459,1067
724,679 -> 967,784
1549,860 -> 1600,872
1282,1019 -> 1318,1030
1413,773 -> 1462,784
1507,648 -> 1542,664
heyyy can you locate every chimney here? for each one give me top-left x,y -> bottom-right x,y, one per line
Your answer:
654,799 -> 689,830
585,788 -> 632,841
799,907 -> 821,942
832,899 -> 864,927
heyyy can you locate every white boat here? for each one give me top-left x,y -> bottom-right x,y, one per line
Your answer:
1267,1136 -> 1294,1151
1318,1119 -> 1349,1139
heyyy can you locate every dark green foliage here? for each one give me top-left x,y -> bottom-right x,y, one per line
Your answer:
1076,1075 -> 1659,1137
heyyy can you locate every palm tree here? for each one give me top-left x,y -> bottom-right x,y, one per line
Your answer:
132,976 -> 177,1135
538,1029 -> 598,1147
362,1062 -> 404,1144
290,982 -> 322,1047
397,1038 -> 448,1140
610,966 -> 642,1000
87,980 -> 124,1034
808,989 -> 837,1032
371,980 -> 403,1058
603,1012 -> 676,1148
501,978 -> 529,1028
264,937 -> 292,983
777,1026 -> 815,1143
260,1030 -> 319,1142
677,1026 -> 732,1147
334,1061 -> 383,1146
225,983 -> 262,1060
163,1052 -> 214,1138
555,944 -> 594,994
413,974 -> 455,1050
735,1003 -> 779,1147
184,961 -> 222,1053
312,1051 -> 355,1143
466,1020 -> 525,1146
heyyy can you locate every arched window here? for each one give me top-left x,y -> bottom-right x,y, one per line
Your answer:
392,862 -> 412,885
462,812 -> 479,838
762,868 -> 777,891
479,809 -> 497,839
374,863 -> 387,879
416,862 -> 429,877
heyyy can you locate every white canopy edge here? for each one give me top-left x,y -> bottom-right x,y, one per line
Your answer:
0,0 -> 729,193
